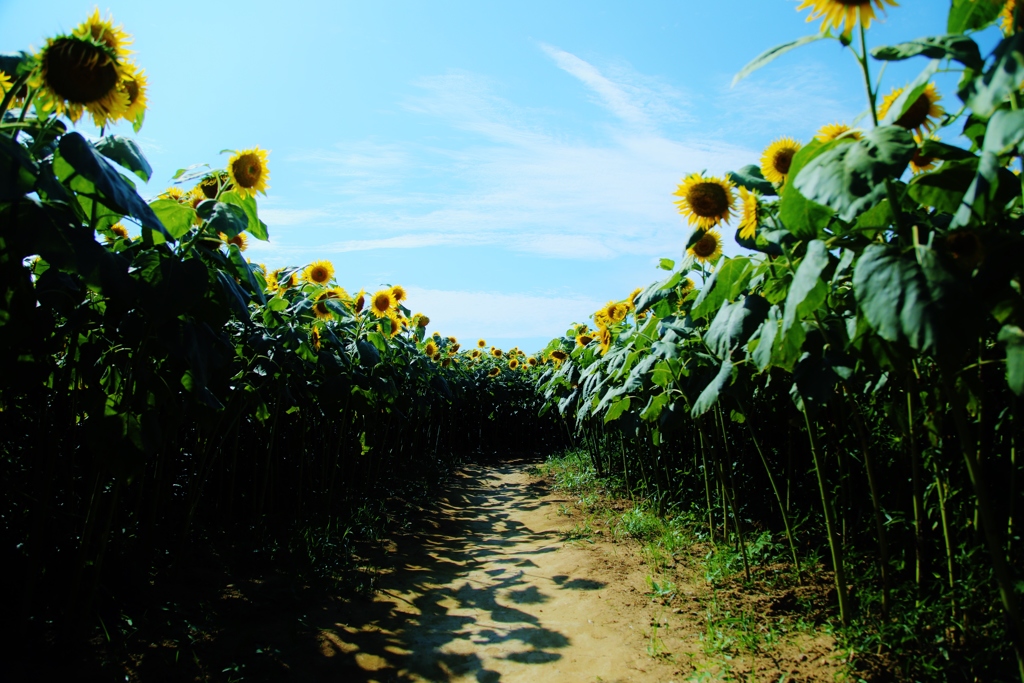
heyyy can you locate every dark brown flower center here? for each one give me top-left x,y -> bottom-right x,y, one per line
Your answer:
232,153 -> 263,188
692,233 -> 719,258
772,148 -> 795,176
688,182 -> 729,217
895,93 -> 930,130
44,37 -> 119,104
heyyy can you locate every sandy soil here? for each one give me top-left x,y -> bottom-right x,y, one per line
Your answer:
312,458 -> 681,682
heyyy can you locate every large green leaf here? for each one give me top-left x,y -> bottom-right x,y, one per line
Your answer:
197,200 -> 248,238
94,135 -> 153,182
794,126 -> 915,221
57,133 -> 169,239
947,0 -> 1002,33
853,244 -> 941,352
998,324 -> 1024,395
908,157 -> 977,214
704,295 -> 770,360
728,164 -> 776,196
951,151 -> 1020,226
752,305 -> 781,371
778,140 -> 836,239
732,33 -> 830,86
690,360 -> 733,417
221,190 -> 269,241
782,239 -> 829,334
149,199 -> 195,240
982,108 -> 1024,155
962,33 -> 1024,119
604,396 -> 631,423
871,34 -> 983,70
691,257 -> 753,320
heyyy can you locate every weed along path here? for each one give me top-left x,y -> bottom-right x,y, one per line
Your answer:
311,457 -> 681,682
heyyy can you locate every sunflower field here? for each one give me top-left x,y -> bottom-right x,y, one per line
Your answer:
0,8 -> 567,668
537,1 -> 1024,679
5,1 -> 1024,680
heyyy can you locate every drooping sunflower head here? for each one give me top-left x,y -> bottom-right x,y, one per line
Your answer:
602,301 -> 628,325
477,338 -> 487,348
384,313 -> 402,338
432,352 -> 442,362
352,289 -> 366,313
36,34 -> 127,125
198,172 -> 230,199
449,343 -> 461,354
73,8 -> 133,59
549,349 -> 568,364
688,229 -> 724,264
673,173 -> 736,229
416,313 -> 430,328
814,122 -> 861,143
598,327 -> 613,355
488,367 -> 501,377
796,0 -> 898,37
509,358 -> 520,370
304,260 -> 334,285
627,287 -> 643,311
227,147 -> 270,198
220,232 -> 248,251
760,137 -> 802,186
390,284 -> 407,303
879,83 -> 945,137
910,134 -> 938,174
491,347 -> 503,358
447,336 -> 457,344
679,277 -> 696,298
104,222 -> 130,243
313,287 -> 349,320
576,333 -> 594,347
737,186 -> 761,241
471,349 -> 482,360
370,289 -> 396,318
310,327 -> 321,351
527,356 -> 538,367
424,340 -> 438,356
442,358 -> 451,368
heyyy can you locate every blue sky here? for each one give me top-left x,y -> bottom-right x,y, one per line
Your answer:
3,0 -> 974,351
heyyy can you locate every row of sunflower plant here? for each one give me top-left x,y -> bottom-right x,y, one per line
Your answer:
0,9 -> 567,648
537,0 -> 1024,678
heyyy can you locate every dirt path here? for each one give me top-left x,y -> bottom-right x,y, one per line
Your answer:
312,458 -> 681,682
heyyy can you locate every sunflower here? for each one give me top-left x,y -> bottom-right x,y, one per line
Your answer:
415,313 -> 430,327
351,289 -> 366,313
442,358 -> 451,368
909,134 -> 938,174
160,186 -> 186,202
449,343 -> 461,354
688,229 -> 723,264
310,328 -> 321,351
227,147 -> 270,198
527,356 -> 538,367
0,70 -> 12,98
313,287 -> 349,320
879,83 -> 944,137
384,313 -> 402,338
474,339 -> 484,348
549,349 -> 568,364
432,352 -> 442,362
369,289 -> 396,318
267,269 -> 298,294
627,287 -> 643,311
424,340 -> 438,356
673,173 -> 736,229
471,349 -> 482,360
220,232 -> 248,251
814,122 -> 861,143
104,222 -> 130,243
304,260 -> 334,285
598,327 -> 613,355
491,347 -> 503,358
680,277 -> 695,295
576,333 -> 594,347
488,367 -> 501,377
604,301 -> 629,325
1001,0 -> 1020,35
737,187 -> 760,241
760,137 -> 802,186
796,0 -> 898,36
116,61 -> 147,128
35,34 -> 128,126
73,8 -> 132,59
509,358 -> 520,370
390,284 -> 407,303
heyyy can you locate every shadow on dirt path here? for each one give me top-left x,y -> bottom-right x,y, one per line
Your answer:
304,457 -> 671,682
